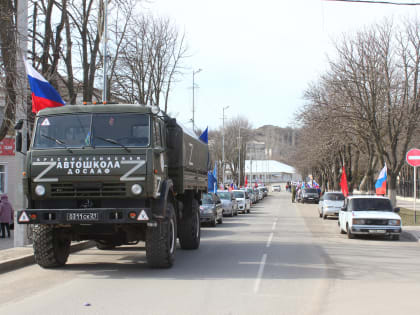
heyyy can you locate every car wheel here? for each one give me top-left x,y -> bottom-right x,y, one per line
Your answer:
319,211 -> 322,218
322,213 -> 327,220
302,199 -> 305,204
347,224 -> 354,239
391,234 -> 400,241
217,214 -> 223,224
210,217 -> 217,227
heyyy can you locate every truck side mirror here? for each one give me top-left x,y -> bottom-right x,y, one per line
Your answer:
15,132 -> 22,153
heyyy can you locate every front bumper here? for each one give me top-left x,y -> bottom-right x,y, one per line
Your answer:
17,208 -> 153,225
200,212 -> 215,223
303,197 -> 319,203
351,225 -> 402,235
323,208 -> 340,217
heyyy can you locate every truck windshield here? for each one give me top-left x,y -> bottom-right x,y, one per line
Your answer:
32,113 -> 150,149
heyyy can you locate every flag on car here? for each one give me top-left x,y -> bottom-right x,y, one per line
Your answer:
24,60 -> 65,113
199,127 -> 208,144
340,166 -> 349,197
375,164 -> 387,195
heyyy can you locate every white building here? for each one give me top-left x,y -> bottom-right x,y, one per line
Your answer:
244,160 -> 301,184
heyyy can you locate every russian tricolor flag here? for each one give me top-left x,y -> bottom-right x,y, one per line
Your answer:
24,60 -> 65,113
375,164 -> 387,195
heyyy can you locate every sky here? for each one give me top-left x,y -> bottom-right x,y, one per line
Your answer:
145,0 -> 420,132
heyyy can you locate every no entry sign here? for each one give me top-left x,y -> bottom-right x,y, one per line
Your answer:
406,148 -> 420,167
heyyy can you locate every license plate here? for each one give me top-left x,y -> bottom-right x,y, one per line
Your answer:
67,212 -> 98,221
369,229 -> 386,234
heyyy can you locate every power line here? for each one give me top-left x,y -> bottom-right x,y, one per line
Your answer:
324,0 -> 420,5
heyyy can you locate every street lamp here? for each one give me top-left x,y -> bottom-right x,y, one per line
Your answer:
192,68 -> 202,132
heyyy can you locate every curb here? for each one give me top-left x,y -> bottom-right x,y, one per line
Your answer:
0,241 -> 95,274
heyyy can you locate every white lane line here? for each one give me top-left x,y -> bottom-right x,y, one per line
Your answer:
266,232 -> 274,248
272,221 -> 277,230
254,254 -> 267,294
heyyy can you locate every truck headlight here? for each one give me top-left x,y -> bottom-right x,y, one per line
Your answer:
388,219 -> 401,226
131,184 -> 142,195
35,184 -> 46,196
352,219 -> 365,225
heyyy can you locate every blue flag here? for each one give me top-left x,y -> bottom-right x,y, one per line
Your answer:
199,127 -> 208,144
208,162 -> 217,193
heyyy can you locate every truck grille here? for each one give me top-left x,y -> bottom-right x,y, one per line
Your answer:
51,183 -> 126,197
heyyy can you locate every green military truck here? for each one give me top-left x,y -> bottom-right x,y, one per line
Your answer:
16,104 -> 208,268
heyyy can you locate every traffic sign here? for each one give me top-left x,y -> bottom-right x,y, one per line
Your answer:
406,148 -> 420,167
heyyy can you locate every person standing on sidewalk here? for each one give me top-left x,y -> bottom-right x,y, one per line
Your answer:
291,185 -> 296,203
0,194 -> 14,238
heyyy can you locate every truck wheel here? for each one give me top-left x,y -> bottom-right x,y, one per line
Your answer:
146,203 -> 177,268
178,198 -> 201,250
33,225 -> 70,268
96,240 -> 116,250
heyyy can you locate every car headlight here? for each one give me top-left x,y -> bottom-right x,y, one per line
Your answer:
388,219 -> 401,226
35,184 -> 46,196
131,184 -> 142,195
352,219 -> 366,225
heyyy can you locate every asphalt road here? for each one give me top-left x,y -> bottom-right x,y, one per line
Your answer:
1,193 -> 420,315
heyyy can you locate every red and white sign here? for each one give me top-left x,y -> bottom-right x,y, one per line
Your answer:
0,137 -> 15,156
406,148 -> 420,167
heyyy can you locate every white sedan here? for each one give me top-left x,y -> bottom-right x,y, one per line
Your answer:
338,195 -> 402,240
318,192 -> 345,219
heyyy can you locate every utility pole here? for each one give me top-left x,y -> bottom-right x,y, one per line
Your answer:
15,0 -> 29,247
238,128 -> 241,187
192,68 -> 202,132
222,106 -> 229,187
102,0 -> 109,103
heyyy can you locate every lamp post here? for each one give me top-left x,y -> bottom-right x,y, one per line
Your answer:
222,105 -> 229,187
238,126 -> 246,187
192,68 -> 202,132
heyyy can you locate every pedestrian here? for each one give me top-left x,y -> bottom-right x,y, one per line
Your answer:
0,194 -> 14,238
291,185 -> 296,203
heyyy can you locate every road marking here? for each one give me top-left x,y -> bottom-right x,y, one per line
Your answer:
266,232 -> 274,248
254,253 -> 267,294
272,221 -> 277,230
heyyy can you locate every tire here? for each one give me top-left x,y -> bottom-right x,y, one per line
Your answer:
322,213 -> 327,220
391,234 -> 400,241
347,225 -> 354,239
302,200 -> 305,204
217,214 -> 223,224
210,216 -> 217,227
319,211 -> 322,218
32,225 -> 71,268
178,198 -> 200,250
146,202 -> 177,268
96,240 -> 116,250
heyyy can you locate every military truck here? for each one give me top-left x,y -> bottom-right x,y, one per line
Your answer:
16,104 -> 208,268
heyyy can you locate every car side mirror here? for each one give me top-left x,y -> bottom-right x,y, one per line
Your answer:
341,207 -> 346,211
394,207 -> 400,213
15,132 -> 22,153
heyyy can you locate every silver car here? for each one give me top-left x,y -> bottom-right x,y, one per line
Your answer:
318,192 -> 345,219
217,190 -> 238,217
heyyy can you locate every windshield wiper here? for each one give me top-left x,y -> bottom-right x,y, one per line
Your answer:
93,135 -> 131,153
41,135 -> 73,153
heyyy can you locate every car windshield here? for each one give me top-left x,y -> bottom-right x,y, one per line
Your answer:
349,198 -> 393,211
218,192 -> 231,200
304,189 -> 318,194
32,113 -> 150,149
233,191 -> 244,198
202,195 -> 213,204
324,193 -> 345,201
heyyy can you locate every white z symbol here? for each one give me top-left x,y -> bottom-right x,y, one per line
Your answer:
188,143 -> 194,166
33,161 -> 58,182
120,160 -> 146,181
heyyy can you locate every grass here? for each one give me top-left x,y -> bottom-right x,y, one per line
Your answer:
399,207 -> 420,226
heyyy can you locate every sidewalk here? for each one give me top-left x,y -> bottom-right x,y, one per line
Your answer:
0,232 -> 94,274
396,195 -> 420,211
